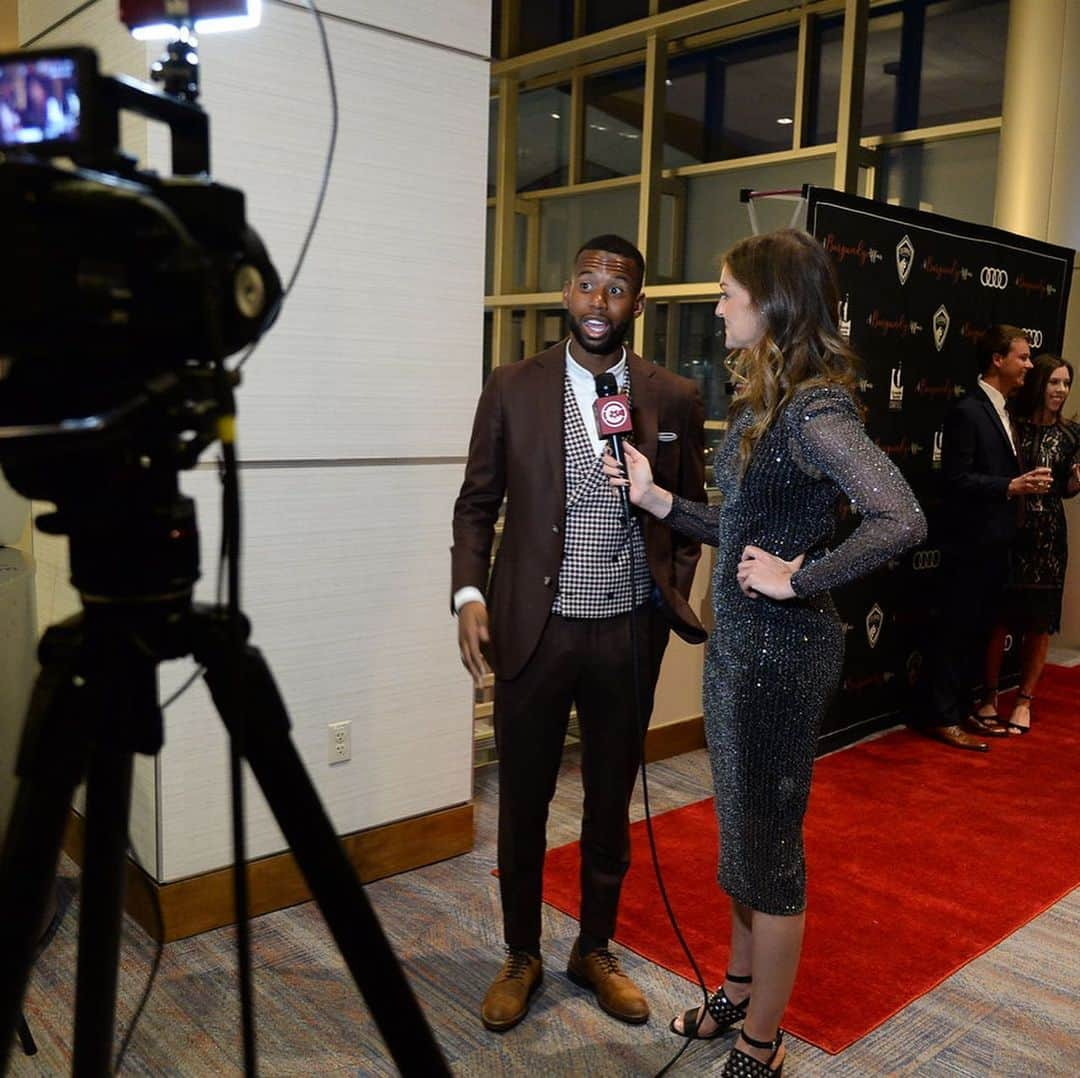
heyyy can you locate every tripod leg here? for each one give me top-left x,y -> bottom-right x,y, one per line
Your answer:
0,639 -> 92,1074
200,641 -> 450,1077
73,744 -> 135,1075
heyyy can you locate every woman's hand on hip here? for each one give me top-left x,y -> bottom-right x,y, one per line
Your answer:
736,546 -> 805,600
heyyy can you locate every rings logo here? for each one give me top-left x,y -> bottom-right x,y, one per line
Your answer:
912,549 -> 942,570
866,603 -> 885,649
824,234 -> 883,266
932,304 -> 951,352
896,235 -> 914,285
923,256 -> 973,284
1023,327 -> 1044,348
979,266 -> 1009,289
1016,274 -> 1057,297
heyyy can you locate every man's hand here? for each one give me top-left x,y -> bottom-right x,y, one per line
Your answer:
1008,466 -> 1053,497
458,601 -> 491,688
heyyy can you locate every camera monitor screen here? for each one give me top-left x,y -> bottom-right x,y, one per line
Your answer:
0,53 -> 86,151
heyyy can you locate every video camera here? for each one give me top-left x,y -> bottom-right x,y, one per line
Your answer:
0,43 -> 280,596
0,45 -> 280,470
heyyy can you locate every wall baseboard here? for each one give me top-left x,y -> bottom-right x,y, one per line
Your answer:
63,802 -> 474,942
644,714 -> 705,763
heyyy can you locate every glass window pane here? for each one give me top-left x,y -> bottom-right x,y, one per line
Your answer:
485,206 -> 494,294
653,301 -> 731,488
862,8 -> 903,137
487,96 -> 498,198
537,186 -> 640,291
518,1 -> 574,54
878,131 -> 999,226
584,65 -> 646,180
919,0 -> 1007,127
811,17 -> 842,145
664,29 -> 799,168
518,85 -> 572,192
681,155 -> 836,282
587,0 -> 648,34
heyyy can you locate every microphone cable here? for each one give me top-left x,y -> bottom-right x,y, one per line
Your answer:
608,413 -> 711,1078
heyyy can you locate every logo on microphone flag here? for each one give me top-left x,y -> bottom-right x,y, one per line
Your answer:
595,395 -> 633,436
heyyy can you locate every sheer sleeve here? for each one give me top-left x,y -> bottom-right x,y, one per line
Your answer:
786,388 -> 927,598
665,494 -> 721,547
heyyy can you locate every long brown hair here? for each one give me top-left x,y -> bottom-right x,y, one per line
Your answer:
1008,353 -> 1074,424
724,228 -> 859,473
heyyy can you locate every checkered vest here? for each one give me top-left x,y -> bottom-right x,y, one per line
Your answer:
551,371 -> 651,618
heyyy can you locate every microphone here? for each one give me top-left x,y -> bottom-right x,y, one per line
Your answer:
593,372 -> 634,524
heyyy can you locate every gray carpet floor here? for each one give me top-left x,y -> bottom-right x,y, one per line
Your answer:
11,745 -> 1080,1075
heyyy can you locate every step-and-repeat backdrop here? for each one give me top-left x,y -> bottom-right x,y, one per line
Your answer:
804,187 -> 1074,747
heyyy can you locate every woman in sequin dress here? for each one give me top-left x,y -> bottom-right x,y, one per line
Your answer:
605,229 -> 925,1076
974,354 -> 1080,734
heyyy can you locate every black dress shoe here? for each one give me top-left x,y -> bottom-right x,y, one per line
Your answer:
928,723 -> 989,752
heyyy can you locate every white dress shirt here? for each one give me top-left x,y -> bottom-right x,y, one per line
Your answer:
977,376 -> 1017,456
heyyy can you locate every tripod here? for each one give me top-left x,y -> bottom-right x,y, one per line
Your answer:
0,476 -> 449,1074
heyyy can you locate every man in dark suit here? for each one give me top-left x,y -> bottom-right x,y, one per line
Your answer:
921,325 -> 1051,750
451,235 -> 706,1031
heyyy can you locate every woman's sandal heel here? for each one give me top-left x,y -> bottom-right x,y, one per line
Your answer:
722,1028 -> 784,1077
670,971 -> 751,1040
1005,691 -> 1033,734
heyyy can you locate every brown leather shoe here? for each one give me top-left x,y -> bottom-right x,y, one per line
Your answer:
566,942 -> 649,1024
927,723 -> 989,752
481,950 -> 542,1032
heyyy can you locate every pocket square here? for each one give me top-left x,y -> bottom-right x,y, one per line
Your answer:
658,431 -> 678,442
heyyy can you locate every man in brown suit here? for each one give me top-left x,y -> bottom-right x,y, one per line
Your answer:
451,235 -> 706,1031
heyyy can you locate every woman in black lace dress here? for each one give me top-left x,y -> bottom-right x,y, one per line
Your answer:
975,354 -> 1080,733
604,230 -> 924,1076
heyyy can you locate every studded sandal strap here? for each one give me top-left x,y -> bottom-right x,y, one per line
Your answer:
706,986 -> 750,1026
722,1031 -> 783,1077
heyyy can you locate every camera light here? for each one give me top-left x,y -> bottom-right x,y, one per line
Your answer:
125,0 -> 262,40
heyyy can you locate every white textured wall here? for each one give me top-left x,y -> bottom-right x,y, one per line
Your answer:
21,2 -> 490,881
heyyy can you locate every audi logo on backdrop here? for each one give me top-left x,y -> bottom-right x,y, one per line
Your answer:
1023,327 -> 1044,348
980,266 -> 1009,289
912,550 -> 942,570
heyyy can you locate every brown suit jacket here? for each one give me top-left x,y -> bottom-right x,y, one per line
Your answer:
451,341 -> 707,681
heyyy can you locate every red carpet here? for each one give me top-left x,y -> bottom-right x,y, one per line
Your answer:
540,664 -> 1080,1054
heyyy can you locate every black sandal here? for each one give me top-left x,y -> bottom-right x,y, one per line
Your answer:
1004,692 -> 1033,734
670,971 -> 751,1040
722,1028 -> 784,1076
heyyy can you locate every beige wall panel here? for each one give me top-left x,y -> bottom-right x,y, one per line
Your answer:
317,0 -> 490,57
155,463 -> 470,881
147,6 -> 489,461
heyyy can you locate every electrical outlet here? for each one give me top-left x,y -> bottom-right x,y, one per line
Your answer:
328,720 -> 351,764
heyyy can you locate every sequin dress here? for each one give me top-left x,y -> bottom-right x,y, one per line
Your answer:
666,386 -> 926,914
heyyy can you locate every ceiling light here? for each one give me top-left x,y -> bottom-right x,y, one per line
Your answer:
776,117 -> 794,125
551,112 -> 561,119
